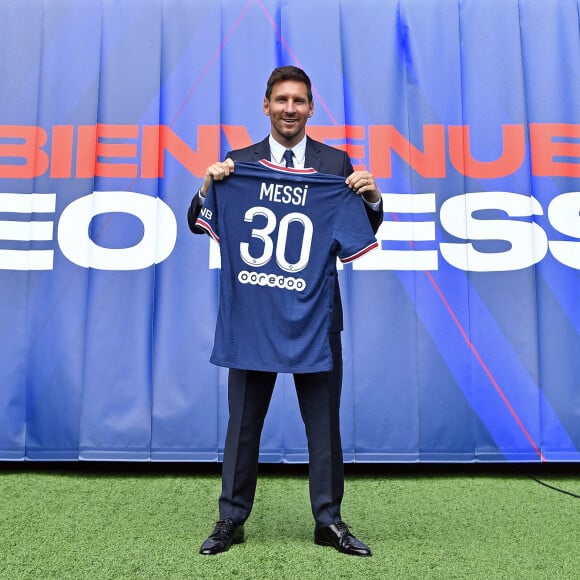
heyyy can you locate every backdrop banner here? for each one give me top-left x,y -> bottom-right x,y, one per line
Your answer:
1,0 -> 579,462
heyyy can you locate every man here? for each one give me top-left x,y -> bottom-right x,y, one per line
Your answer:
188,66 -> 383,557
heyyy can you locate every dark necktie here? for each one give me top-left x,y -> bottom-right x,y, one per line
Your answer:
283,149 -> 294,168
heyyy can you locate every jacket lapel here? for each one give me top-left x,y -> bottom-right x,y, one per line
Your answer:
251,137 -> 271,161
305,137 -> 322,170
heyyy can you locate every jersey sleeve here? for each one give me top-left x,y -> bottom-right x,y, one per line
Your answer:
194,183 -> 220,243
334,190 -> 379,263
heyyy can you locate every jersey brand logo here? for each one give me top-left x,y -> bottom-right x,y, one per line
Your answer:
200,207 -> 213,220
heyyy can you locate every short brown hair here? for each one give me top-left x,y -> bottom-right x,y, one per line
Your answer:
265,66 -> 313,102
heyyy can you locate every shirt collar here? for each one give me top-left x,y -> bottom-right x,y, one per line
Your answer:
269,134 -> 307,169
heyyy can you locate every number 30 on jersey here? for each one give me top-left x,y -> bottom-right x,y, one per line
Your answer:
240,206 -> 313,273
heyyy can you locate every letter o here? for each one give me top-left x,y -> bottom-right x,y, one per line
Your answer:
58,191 -> 177,270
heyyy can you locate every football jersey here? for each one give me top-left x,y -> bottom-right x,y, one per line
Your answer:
195,160 -> 378,373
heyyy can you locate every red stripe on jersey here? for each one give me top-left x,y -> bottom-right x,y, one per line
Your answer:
195,218 -> 220,243
340,241 -> 379,263
258,159 -> 317,174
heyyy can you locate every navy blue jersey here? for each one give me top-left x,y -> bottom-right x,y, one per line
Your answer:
196,160 -> 378,373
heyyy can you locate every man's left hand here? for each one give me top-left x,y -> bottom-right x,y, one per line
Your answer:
346,171 -> 381,204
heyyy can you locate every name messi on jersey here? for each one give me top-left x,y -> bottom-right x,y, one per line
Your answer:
259,182 -> 309,206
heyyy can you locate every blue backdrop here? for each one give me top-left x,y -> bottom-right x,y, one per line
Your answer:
1,0 -> 579,462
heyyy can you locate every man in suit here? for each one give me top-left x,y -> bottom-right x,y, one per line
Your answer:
188,66 -> 383,557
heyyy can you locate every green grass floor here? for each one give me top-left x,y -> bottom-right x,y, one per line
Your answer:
0,463 -> 578,579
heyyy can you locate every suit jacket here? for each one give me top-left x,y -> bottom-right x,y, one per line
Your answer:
188,136 -> 384,332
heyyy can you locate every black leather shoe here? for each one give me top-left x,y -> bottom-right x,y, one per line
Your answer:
199,519 -> 244,555
314,521 -> 371,557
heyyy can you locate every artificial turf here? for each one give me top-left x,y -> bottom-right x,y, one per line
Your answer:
0,462 -> 578,579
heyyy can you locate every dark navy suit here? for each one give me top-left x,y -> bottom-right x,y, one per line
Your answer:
188,136 -> 383,526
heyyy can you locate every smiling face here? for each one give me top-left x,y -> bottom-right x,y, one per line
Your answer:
263,80 -> 314,148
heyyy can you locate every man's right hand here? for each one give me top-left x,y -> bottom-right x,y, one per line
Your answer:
200,159 -> 235,196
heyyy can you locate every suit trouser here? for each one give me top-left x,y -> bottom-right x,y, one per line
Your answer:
219,333 -> 344,526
